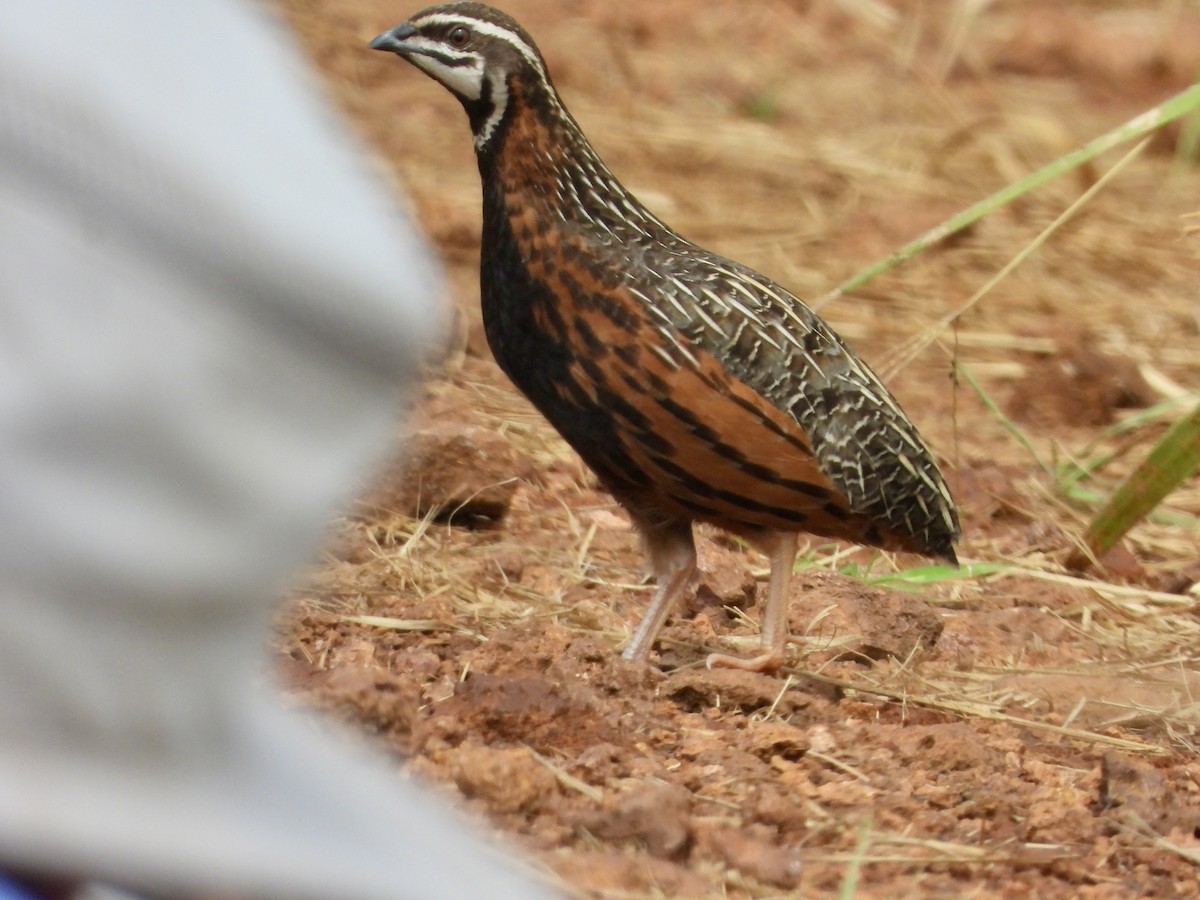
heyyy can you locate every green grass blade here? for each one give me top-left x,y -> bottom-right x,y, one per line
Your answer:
1056,396 -> 1196,494
882,137 -> 1150,378
1072,395 -> 1198,464
1073,402 -> 1200,564
1175,69 -> 1200,164
814,82 -> 1200,309
867,562 -> 1008,590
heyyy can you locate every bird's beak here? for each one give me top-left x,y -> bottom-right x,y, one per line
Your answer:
369,23 -> 419,56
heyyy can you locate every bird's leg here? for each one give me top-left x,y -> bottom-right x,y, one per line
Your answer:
706,530 -> 798,673
621,519 -> 696,664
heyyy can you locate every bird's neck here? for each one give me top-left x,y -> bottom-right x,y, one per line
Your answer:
474,76 -> 666,241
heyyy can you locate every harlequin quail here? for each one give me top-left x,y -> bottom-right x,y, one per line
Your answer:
370,3 -> 960,672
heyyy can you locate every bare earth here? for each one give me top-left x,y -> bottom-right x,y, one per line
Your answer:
274,2 -> 1200,896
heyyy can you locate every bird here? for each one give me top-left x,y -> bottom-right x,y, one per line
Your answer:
370,3 -> 960,672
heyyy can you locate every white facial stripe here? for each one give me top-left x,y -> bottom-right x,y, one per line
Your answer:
475,70 -> 508,149
410,12 -> 546,80
411,51 -> 484,101
401,32 -> 484,101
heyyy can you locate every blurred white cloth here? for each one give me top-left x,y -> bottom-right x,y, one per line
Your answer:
0,2 -> 556,898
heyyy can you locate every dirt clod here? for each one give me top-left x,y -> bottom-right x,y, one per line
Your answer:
743,719 -> 811,762
835,587 -> 945,660
447,742 -> 558,815
577,783 -> 694,860
362,423 -> 533,523
663,668 -> 815,717
702,825 -> 804,889
681,533 -> 760,616
436,670 -> 616,751
1096,753 -> 1200,840
1006,328 -> 1154,428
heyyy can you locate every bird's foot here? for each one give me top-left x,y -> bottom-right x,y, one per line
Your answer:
704,649 -> 787,674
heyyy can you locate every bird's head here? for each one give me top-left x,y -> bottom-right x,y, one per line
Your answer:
370,2 -> 552,150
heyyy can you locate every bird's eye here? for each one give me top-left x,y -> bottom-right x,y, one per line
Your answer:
448,26 -> 471,48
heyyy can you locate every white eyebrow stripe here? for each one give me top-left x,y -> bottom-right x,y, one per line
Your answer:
411,12 -> 546,78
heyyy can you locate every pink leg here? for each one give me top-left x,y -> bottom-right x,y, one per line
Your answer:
620,520 -> 696,664
706,530 -> 797,673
